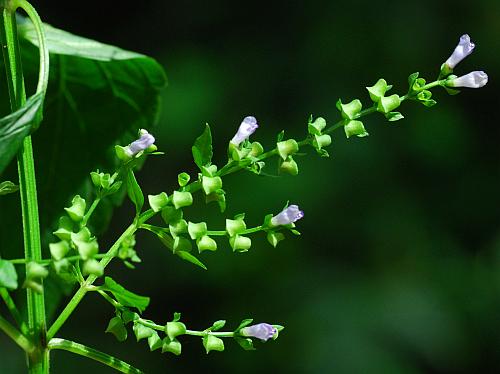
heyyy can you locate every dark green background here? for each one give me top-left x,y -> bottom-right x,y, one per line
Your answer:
1,0 -> 500,373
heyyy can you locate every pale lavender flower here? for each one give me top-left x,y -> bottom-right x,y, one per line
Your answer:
445,34 -> 475,69
270,205 -> 304,226
126,129 -> 155,156
448,71 -> 488,88
240,323 -> 277,342
230,116 -> 258,146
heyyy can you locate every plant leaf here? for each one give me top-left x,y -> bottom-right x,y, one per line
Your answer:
0,93 -> 43,175
0,181 -> 19,195
191,124 -> 213,169
102,277 -> 150,313
126,169 -> 144,215
0,259 -> 18,290
176,251 -> 207,270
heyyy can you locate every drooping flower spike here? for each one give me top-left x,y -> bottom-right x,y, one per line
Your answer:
240,323 -> 277,342
270,205 -> 304,226
447,71 -> 488,89
126,129 -> 156,157
444,34 -> 475,69
230,116 -> 259,146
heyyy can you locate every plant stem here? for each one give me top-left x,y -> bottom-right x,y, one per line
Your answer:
48,338 -> 143,374
0,314 -> 35,353
1,1 -> 49,372
8,253 -> 107,265
81,198 -> 101,227
0,288 -> 29,335
137,318 -> 235,338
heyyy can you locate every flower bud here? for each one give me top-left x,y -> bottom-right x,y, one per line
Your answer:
446,71 -> 488,88
444,34 -> 475,70
197,235 -> 217,252
344,120 -> 368,138
270,205 -> 304,226
49,241 -> 70,261
377,94 -> 401,113
230,116 -> 259,146
277,139 -> 299,160
240,323 -> 277,342
229,235 -> 252,252
125,129 -> 156,157
187,222 -> 208,240
202,176 -> 222,195
172,191 -> 193,209
64,195 -> 86,222
225,218 -> 246,236
279,157 -> 298,176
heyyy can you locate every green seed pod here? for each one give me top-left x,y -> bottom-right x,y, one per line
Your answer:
49,241 -> 70,261
277,139 -> 299,160
377,94 -> 401,113
26,262 -> 49,280
337,99 -> 362,120
169,219 -> 188,237
226,218 -> 246,237
229,235 -> 252,252
197,235 -> 217,252
202,176 -> 223,195
188,222 -> 208,240
172,191 -> 193,209
133,323 -> 155,342
53,216 -> 74,241
279,157 -> 299,176
203,335 -> 225,354
162,338 -> 182,356
344,120 -> 368,138
77,239 -> 99,260
148,192 -> 169,212
313,134 -> 332,150
366,78 -> 390,102
82,259 -> 103,277
161,206 -> 183,225
249,141 -> 264,157
308,117 -> 327,135
64,195 -> 86,222
165,321 -> 187,340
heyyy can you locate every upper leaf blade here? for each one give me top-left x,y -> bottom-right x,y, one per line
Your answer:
191,124 -> 213,169
103,276 -> 150,313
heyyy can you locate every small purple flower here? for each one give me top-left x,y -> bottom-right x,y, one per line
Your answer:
240,323 -> 277,342
448,71 -> 488,88
445,34 -> 475,69
126,129 -> 155,156
230,116 -> 258,146
270,205 -> 304,226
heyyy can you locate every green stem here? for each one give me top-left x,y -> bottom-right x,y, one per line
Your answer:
137,319 -> 235,338
8,253 -> 107,265
0,288 -> 29,335
1,1 -> 49,372
81,198 -> 101,227
0,314 -> 35,353
48,338 -> 143,374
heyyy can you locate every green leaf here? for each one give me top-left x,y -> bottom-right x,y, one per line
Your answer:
0,181 -> 19,195
234,319 -> 253,332
385,112 -> 404,122
0,260 -> 18,290
103,277 -> 150,312
0,93 -> 43,175
210,320 -> 226,331
234,337 -> 256,351
176,251 -> 207,270
126,170 -> 144,215
191,124 -> 213,169
0,17 -> 166,319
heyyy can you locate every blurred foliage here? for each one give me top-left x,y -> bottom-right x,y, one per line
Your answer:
1,0 -> 500,373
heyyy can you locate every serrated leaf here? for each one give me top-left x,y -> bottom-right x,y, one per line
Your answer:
103,277 -> 150,312
176,251 -> 207,270
0,260 -> 18,290
0,181 -> 19,195
191,124 -> 213,169
0,93 -> 43,175
126,169 -> 144,215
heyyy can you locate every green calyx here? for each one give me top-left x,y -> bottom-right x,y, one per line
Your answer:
337,99 -> 362,120
377,94 -> 401,113
64,195 -> 86,222
344,120 -> 368,138
187,222 -> 208,240
226,217 -> 246,236
277,139 -> 299,160
229,235 -> 252,252
148,192 -> 169,212
172,191 -> 193,209
279,156 -> 299,176
366,78 -> 392,102
202,176 -> 223,195
197,235 -> 217,252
